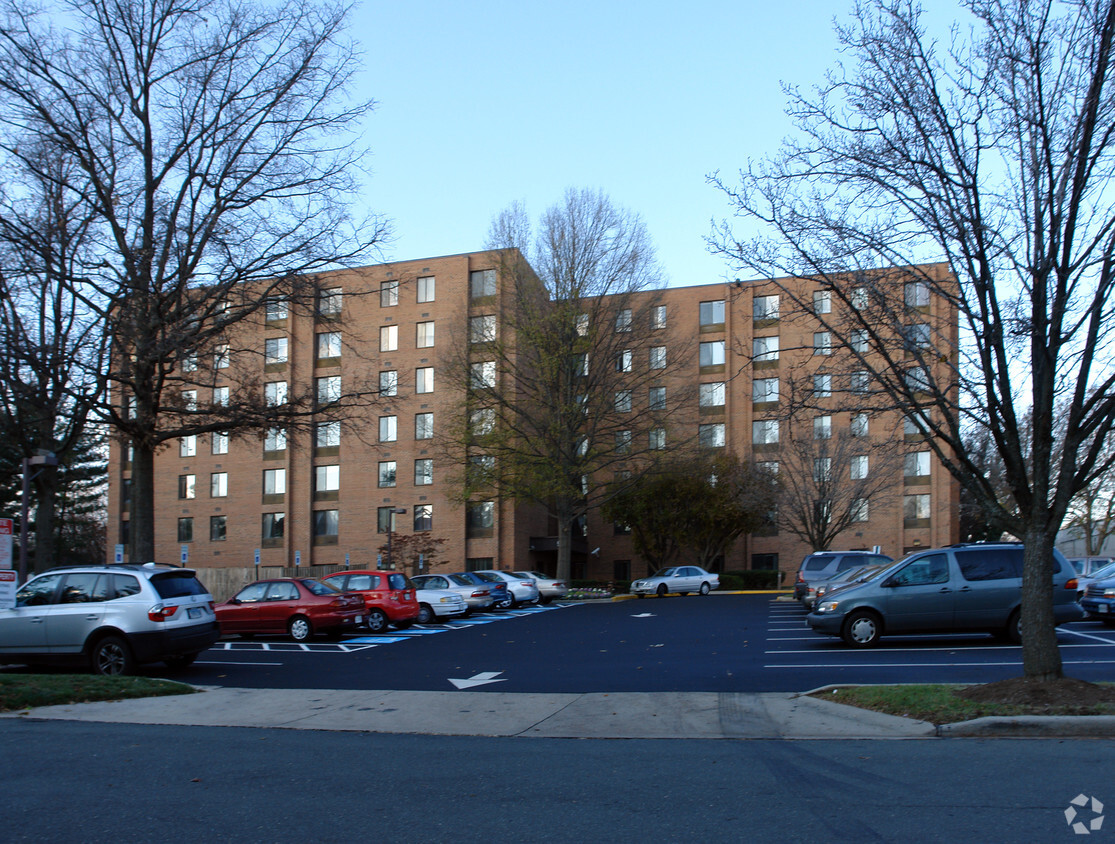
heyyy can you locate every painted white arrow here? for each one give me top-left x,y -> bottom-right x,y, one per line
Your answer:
631,613 -> 656,618
449,671 -> 507,690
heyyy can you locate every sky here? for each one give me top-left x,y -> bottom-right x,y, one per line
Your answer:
348,1 -> 865,288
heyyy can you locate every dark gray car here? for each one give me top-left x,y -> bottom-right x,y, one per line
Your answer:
794,551 -> 893,607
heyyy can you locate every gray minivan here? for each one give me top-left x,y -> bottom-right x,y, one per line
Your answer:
806,543 -> 1083,647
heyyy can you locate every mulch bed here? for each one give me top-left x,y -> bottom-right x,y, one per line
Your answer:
957,677 -> 1115,713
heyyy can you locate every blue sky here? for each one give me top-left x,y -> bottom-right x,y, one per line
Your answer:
353,1 -> 959,287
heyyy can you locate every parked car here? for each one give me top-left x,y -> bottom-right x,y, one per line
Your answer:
630,566 -> 720,598
411,585 -> 468,624
321,570 -> 420,632
811,562 -> 895,607
215,578 -> 364,641
794,551 -> 894,606
518,571 -> 568,604
1074,559 -> 1115,600
1068,557 -> 1115,577
450,571 -> 511,609
0,563 -> 219,675
411,573 -> 494,613
807,542 -> 1083,647
474,570 -> 540,607
1080,577 -> 1115,625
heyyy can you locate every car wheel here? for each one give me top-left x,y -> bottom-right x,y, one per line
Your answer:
1006,609 -> 1022,644
656,584 -> 667,598
417,604 -> 435,624
498,594 -> 515,609
288,615 -> 313,642
365,609 -> 389,633
842,610 -> 882,648
699,582 -> 711,596
91,635 -> 135,676
163,653 -> 198,670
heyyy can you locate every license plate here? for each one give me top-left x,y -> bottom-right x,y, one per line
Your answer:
187,607 -> 202,619
1099,605 -> 1109,614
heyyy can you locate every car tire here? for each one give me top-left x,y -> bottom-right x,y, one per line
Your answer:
365,609 -> 389,633
841,610 -> 882,648
699,582 -> 711,595
498,595 -> 515,609
91,635 -> 136,676
417,604 -> 435,624
656,584 -> 667,598
1006,609 -> 1023,644
163,653 -> 198,670
288,615 -> 313,642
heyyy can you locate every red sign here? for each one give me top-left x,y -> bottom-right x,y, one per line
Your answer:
0,518 -> 11,535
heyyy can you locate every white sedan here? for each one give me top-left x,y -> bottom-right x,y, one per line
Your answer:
630,566 -> 719,598
413,586 -> 469,623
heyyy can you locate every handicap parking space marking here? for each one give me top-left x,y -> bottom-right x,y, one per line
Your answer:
212,640 -> 381,653
343,635 -> 411,644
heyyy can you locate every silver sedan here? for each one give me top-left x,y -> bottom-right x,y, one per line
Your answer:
630,566 -> 719,598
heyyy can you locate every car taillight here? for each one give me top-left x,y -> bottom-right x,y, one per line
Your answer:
796,571 -> 806,583
148,604 -> 179,622
1065,578 -> 1078,590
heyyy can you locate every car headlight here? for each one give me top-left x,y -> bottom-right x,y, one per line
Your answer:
816,600 -> 840,614
439,596 -> 452,603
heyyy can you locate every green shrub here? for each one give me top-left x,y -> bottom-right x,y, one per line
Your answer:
722,570 -> 781,589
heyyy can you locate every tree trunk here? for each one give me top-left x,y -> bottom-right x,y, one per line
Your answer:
1020,528 -> 1065,681
130,442 -> 156,563
556,517 -> 573,583
32,472 -> 57,575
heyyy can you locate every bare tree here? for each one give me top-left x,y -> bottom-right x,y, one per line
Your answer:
441,189 -> 694,581
0,0 -> 387,561
711,0 -> 1115,681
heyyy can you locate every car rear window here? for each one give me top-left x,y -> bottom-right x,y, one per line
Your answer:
150,571 -> 210,599
835,556 -> 868,571
803,555 -> 836,571
386,573 -> 408,590
301,579 -> 340,596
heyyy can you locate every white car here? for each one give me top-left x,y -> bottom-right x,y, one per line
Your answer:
475,570 -> 540,608
414,586 -> 469,623
516,571 -> 567,604
631,566 -> 719,598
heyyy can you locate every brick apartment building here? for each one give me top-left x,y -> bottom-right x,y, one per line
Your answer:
105,250 -> 959,585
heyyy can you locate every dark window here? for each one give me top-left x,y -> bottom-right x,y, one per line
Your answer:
150,572 -> 210,599
803,554 -> 837,571
752,554 -> 778,571
110,575 -> 141,599
955,548 -> 1021,581
890,553 -> 949,586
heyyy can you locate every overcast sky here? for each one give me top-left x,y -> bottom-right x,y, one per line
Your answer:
353,1 -> 962,287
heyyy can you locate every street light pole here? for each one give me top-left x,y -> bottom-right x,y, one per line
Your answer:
19,452 -> 59,582
385,507 -> 407,570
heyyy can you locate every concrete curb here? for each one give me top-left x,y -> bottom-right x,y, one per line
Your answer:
937,715 -> 1115,737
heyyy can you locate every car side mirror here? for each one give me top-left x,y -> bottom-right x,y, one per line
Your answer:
228,597 -> 242,605
881,577 -> 896,588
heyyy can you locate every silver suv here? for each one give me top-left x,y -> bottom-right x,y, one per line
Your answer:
793,551 -> 893,608
0,563 -> 220,675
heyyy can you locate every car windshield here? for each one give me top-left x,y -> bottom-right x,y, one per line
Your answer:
300,579 -> 340,596
1086,561 -> 1115,580
474,572 -> 502,583
651,568 -> 679,578
510,572 -> 531,580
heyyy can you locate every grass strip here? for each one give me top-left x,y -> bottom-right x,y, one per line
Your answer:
0,674 -> 197,712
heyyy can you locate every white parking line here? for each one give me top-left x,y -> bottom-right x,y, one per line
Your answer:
196,660 -> 283,666
766,658 -> 1115,669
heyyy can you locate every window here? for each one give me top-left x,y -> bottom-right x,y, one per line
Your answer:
850,455 -> 869,480
813,373 -> 831,398
212,432 -> 228,455
377,507 -> 394,534
851,413 -> 869,438
470,455 -> 495,479
380,324 -> 398,352
753,419 -> 779,445
313,509 -> 339,539
470,269 -> 496,298
315,421 -> 339,449
813,415 -> 832,439
264,427 -> 286,452
414,459 -> 433,486
471,407 -> 495,435
576,313 -> 589,336
265,298 -> 288,321
650,346 -> 666,369
415,367 -> 434,394
378,461 -> 396,487
177,517 -> 193,542
316,375 -> 341,404
955,548 -> 1021,581
262,512 -> 285,540
699,382 -> 725,407
813,290 -> 831,314
903,323 -> 931,351
905,451 -> 931,478
264,468 -> 286,496
380,279 -> 398,307
851,498 -> 869,523
212,386 -> 229,406
214,344 -> 230,369
572,353 -> 588,376
615,390 -> 632,413
813,457 -> 833,482
181,353 -> 197,372
699,423 -> 726,448
264,381 -> 287,407
754,294 -> 779,320
700,340 -> 726,366
410,320 -> 435,349
415,412 -> 433,440
616,430 -> 632,453
210,472 -> 227,498
466,500 -> 495,536
209,515 -> 227,542
379,370 -> 397,397
471,361 -> 496,389
904,366 -> 930,392
379,416 -> 397,442
813,332 -> 831,356
904,493 -> 931,522
316,331 -> 341,361
181,390 -> 197,411
414,505 -> 432,531
905,415 -> 925,436
315,465 -> 339,494
651,305 -> 666,329
178,474 -> 196,500
649,386 -> 666,410
615,350 -> 632,372
616,309 -> 632,331
850,371 -> 870,394
649,427 -> 666,450
850,330 -> 868,354
417,276 -> 435,303
758,460 -> 779,475
470,315 -> 496,343
752,336 -> 777,362
265,337 -> 288,365
851,286 -> 868,310
180,436 -> 196,457
905,280 -> 930,307
318,287 -> 343,317
700,300 -> 725,326
753,377 -> 779,403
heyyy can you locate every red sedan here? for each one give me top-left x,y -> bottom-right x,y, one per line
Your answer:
215,578 -> 364,642
322,570 -> 420,632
